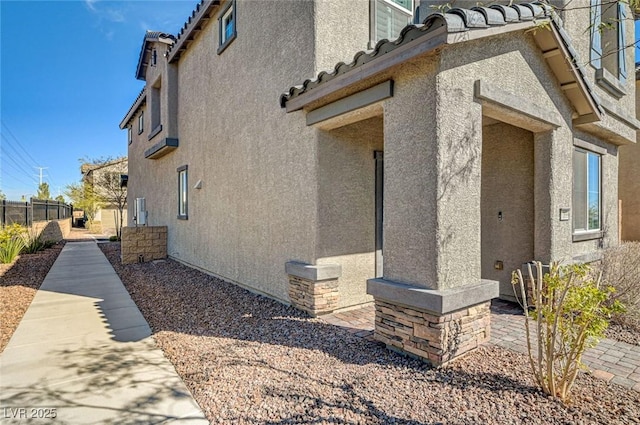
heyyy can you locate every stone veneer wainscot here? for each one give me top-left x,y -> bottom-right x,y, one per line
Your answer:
121,226 -> 167,264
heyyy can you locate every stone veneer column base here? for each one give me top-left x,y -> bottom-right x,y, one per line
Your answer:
288,276 -> 339,316
285,261 -> 342,317
374,300 -> 491,366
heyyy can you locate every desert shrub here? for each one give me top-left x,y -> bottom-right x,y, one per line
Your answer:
109,235 -> 118,242
599,242 -> 640,329
21,227 -> 47,254
512,261 -> 623,402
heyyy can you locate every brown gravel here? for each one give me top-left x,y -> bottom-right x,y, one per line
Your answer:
606,322 -> 640,346
100,242 -> 640,424
0,242 -> 65,353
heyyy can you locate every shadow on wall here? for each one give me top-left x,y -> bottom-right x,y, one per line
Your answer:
32,218 -> 72,243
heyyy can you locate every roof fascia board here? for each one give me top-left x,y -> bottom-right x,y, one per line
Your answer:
546,23 -> 602,122
285,28 -> 448,112
119,90 -> 147,129
167,0 -> 219,63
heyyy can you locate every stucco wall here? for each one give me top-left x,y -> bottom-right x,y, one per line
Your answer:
316,116 -> 383,308
618,78 -> 640,241
128,0 -> 319,303
481,122 -> 534,299
314,0 -> 369,73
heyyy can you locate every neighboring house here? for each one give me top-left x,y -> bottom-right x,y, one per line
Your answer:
120,0 -> 638,365
619,64 -> 640,241
81,157 -> 128,235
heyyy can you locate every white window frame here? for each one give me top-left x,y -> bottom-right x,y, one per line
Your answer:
127,126 -> 132,145
573,147 -> 602,238
177,165 -> 188,220
370,0 -> 414,46
138,111 -> 144,135
217,0 -> 236,54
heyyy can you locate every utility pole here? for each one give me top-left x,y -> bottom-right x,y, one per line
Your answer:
33,166 -> 48,185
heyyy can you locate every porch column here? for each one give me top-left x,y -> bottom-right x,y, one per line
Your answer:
367,72 -> 497,366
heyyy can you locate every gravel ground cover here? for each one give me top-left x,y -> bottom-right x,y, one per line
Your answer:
0,242 -> 65,353
606,323 -> 640,346
100,243 -> 640,424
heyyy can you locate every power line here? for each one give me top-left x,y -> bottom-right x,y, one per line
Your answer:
1,133 -> 36,171
1,121 -> 39,167
1,144 -> 38,182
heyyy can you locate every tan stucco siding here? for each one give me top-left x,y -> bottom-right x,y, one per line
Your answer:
618,78 -> 640,241
128,0 -> 320,303
481,122 -> 534,299
316,116 -> 383,308
435,34 -> 576,288
382,55 -> 439,289
314,0 -> 370,73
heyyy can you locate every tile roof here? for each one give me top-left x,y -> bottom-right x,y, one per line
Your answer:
280,2 -> 602,121
135,31 -> 176,81
119,88 -> 146,129
167,0 -> 219,63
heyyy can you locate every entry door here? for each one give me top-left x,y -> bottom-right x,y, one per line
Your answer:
375,151 -> 384,278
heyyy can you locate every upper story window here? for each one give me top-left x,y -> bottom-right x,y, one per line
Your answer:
218,0 -> 236,54
590,0 -> 628,96
573,147 -> 601,236
370,0 -> 414,45
138,111 -> 144,135
149,79 -> 162,140
127,126 -> 132,145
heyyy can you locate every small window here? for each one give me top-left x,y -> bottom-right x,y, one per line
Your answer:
177,165 -> 188,220
127,126 -> 132,145
573,148 -> 601,234
138,111 -> 144,135
370,0 -> 413,45
218,0 -> 236,54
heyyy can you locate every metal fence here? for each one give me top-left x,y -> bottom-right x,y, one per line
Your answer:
1,198 -> 72,227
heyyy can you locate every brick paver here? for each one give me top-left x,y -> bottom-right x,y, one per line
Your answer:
321,300 -> 640,391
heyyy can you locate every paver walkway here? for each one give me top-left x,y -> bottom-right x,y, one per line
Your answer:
0,242 -> 208,424
322,300 -> 640,392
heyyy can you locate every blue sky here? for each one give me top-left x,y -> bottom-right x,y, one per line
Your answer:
1,0 -> 197,201
0,1 -> 639,201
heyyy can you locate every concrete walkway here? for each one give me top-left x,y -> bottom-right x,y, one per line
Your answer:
0,242 -> 208,424
323,301 -> 640,392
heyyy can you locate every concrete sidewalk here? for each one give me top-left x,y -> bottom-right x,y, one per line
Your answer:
0,242 -> 208,424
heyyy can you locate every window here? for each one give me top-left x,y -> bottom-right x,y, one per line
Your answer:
590,0 -> 628,94
177,165 -> 188,220
370,0 -> 413,45
138,111 -> 144,135
218,0 -> 236,54
127,126 -> 132,145
573,148 -> 601,234
149,80 -> 162,139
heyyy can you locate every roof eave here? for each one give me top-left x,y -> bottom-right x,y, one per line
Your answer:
119,89 -> 147,129
167,0 -> 219,63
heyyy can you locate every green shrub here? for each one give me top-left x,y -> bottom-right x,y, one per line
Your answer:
0,237 -> 25,264
109,235 -> 118,242
512,261 -> 623,402
21,228 -> 46,254
599,242 -> 640,329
